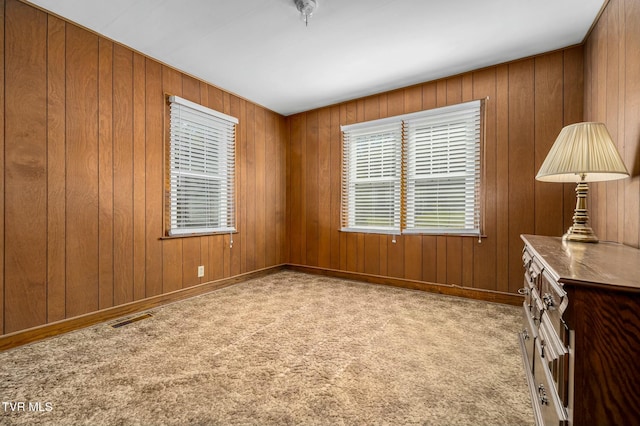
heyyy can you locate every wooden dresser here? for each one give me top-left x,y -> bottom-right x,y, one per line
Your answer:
519,234 -> 640,426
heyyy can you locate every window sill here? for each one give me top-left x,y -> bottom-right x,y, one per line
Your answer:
339,228 -> 487,239
160,230 -> 238,240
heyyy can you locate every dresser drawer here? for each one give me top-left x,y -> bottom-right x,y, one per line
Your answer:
533,342 -> 568,426
539,313 -> 570,407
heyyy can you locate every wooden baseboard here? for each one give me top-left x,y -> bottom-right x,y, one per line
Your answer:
0,265 -> 285,352
1,263 -> 521,351
285,264 -> 523,306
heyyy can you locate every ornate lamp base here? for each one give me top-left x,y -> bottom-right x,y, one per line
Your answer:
563,225 -> 599,243
564,177 -> 599,243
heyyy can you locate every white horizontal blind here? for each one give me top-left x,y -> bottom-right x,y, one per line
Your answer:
168,95 -> 238,235
404,100 -> 481,234
341,121 -> 402,233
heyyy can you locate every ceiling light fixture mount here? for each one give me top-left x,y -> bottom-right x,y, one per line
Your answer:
294,0 -> 318,27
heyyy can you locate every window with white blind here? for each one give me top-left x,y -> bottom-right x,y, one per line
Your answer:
341,121 -> 402,233
167,95 -> 238,236
404,101 -> 481,234
341,99 -> 482,236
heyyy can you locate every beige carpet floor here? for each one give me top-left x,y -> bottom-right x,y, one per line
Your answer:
0,270 -> 533,425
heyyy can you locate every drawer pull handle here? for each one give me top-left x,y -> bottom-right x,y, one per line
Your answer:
518,287 -> 529,296
538,384 -> 549,406
543,293 -> 556,310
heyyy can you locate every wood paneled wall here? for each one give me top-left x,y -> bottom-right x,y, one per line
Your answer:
584,0 -> 640,248
287,48 -> 584,295
0,0 -> 288,335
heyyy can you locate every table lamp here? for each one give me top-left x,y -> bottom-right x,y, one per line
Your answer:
536,122 -> 630,243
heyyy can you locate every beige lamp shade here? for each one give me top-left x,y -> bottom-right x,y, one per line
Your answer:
536,122 -> 629,183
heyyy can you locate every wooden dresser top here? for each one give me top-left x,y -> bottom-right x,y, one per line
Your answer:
521,234 -> 640,292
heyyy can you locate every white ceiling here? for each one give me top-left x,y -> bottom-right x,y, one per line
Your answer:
26,0 -> 605,116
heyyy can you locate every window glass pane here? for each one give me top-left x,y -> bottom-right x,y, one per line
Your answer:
174,175 -> 221,229
353,181 -> 397,227
411,177 -> 471,229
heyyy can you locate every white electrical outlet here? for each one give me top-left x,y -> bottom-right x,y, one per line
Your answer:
197,265 -> 205,277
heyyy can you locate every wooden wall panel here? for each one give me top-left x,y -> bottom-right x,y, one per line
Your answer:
316,108 -> 332,268
288,115 -> 303,265
65,23 -> 100,318
132,53 -> 146,300
245,102 -> 256,271
507,59 -> 535,293
329,106 -> 342,270
387,235 -> 404,278
305,110 -> 319,267
255,107 -> 266,269
446,237 -> 462,286
208,236 -> 224,281
0,0 -> 5,334
1,0 -> 288,336
277,115 -> 288,266
144,58 -> 164,297
162,239 -> 183,293
590,15 -> 607,240
363,234 -> 380,276
436,236 -> 447,284
345,233 -> 357,272
534,53 -> 564,238
495,65 -> 510,293
604,2 -> 621,243
265,112 -> 277,267
421,236 -> 437,284
404,236 -> 422,281
47,15 -> 66,321
228,95 -> 242,278
622,0 -> 639,247
356,234 -> 365,273
287,47 -> 585,296
4,0 -> 48,332
585,0 -> 640,248
182,237 -> 200,288
113,44 -> 134,305
98,38 -> 114,310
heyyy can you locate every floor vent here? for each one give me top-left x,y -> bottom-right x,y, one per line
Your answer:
110,312 -> 154,328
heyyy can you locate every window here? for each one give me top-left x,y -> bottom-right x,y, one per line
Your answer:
404,102 -> 481,234
341,121 -> 402,233
341,99 -> 482,236
167,95 -> 237,236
